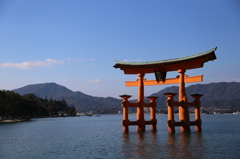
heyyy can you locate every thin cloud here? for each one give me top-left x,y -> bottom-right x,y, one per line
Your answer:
88,79 -> 100,83
66,57 -> 71,62
232,79 -> 240,82
206,73 -> 240,83
123,59 -> 141,62
73,58 -> 95,61
0,59 -> 63,69
209,78 -> 240,83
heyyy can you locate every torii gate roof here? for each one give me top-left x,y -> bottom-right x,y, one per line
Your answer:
113,47 -> 217,74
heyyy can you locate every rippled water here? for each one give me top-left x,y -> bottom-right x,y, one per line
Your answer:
0,114 -> 239,159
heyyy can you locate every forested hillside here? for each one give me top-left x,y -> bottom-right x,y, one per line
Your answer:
0,90 -> 76,119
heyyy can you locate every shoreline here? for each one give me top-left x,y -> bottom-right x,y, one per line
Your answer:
0,118 -> 31,123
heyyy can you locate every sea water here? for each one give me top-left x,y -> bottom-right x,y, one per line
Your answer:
0,114 -> 239,159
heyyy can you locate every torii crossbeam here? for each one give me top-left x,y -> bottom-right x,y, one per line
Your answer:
113,47 -> 217,132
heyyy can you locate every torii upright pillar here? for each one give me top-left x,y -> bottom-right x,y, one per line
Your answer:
178,69 -> 190,132
137,73 -> 145,131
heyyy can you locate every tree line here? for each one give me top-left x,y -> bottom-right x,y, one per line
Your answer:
0,90 -> 76,119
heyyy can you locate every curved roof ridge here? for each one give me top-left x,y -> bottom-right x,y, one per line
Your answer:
114,47 -> 217,66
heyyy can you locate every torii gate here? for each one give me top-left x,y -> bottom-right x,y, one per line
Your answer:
113,47 -> 217,133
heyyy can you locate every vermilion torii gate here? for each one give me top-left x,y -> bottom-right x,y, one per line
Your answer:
113,47 -> 217,133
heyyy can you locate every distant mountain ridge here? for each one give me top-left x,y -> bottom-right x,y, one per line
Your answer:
151,82 -> 240,108
13,82 -> 75,98
13,82 -> 240,111
13,83 -> 121,111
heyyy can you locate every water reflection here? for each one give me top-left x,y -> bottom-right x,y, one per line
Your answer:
166,132 -> 205,159
122,131 -> 205,159
122,131 -> 161,158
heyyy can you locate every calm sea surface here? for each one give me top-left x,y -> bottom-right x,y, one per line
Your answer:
0,114 -> 240,159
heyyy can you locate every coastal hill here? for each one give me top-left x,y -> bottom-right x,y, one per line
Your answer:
13,83 -> 121,111
13,82 -> 240,111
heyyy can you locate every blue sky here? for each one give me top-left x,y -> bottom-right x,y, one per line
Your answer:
0,0 -> 239,98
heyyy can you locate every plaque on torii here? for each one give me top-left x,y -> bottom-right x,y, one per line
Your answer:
113,47 -> 217,132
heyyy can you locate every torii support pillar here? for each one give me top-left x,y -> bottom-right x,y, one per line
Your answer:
164,92 -> 204,133
178,69 -> 190,132
120,95 -> 131,132
191,94 -> 203,132
120,94 -> 158,132
147,96 -> 158,131
164,92 -> 177,133
136,73 -> 145,131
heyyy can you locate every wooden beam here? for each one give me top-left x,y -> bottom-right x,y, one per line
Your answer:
125,75 -> 203,87
121,58 -> 207,74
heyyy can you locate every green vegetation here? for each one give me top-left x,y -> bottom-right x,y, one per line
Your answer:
0,90 -> 76,119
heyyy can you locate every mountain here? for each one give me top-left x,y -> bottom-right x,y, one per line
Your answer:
151,82 -> 240,108
13,82 -> 240,112
13,83 -> 121,111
